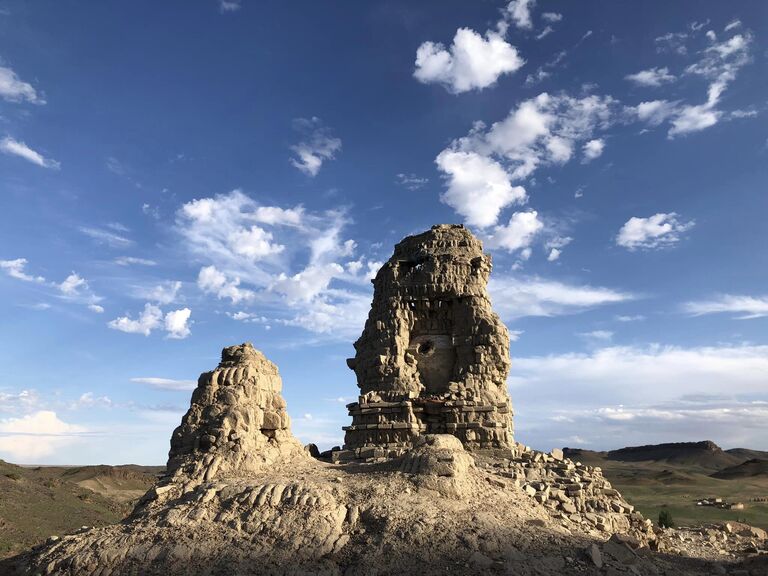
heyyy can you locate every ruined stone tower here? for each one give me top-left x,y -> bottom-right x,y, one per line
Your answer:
342,224 -> 513,458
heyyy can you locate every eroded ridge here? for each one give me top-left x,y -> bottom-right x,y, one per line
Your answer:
342,224 -> 514,458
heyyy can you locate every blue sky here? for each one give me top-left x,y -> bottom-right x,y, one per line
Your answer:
0,0 -> 766,464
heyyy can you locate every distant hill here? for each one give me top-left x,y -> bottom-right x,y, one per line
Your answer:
0,460 -> 162,559
712,459 -> 768,479
563,441 -> 768,531
606,440 -> 744,470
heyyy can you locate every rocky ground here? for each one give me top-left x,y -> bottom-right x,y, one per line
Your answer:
3,438 -> 766,576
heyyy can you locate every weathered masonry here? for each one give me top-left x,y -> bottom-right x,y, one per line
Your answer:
342,224 -> 514,458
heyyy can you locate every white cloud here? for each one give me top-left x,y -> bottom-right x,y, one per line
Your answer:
436,93 -> 617,223
511,344 -> 768,450
197,265 -> 254,304
130,377 -> 197,391
578,330 -> 614,342
395,173 -> 428,191
219,0 -> 240,12
58,273 -> 86,296
114,256 -> 157,267
177,190 -> 376,340
683,294 -> 768,319
535,26 -> 553,40
436,150 -> 526,228
581,138 -> 604,162
655,32 -> 689,55
414,28 -> 524,94
0,411 -> 85,461
164,308 -> 192,339
134,280 -> 182,305
724,19 -> 741,32
290,117 -> 341,176
79,226 -> 133,248
485,210 -> 543,253
637,30 -> 752,137
616,212 -> 695,250
0,258 -> 45,283
546,249 -> 561,262
0,65 -> 44,104
625,67 -> 676,87
635,100 -> 679,126
108,303 -> 163,336
57,272 -> 103,312
71,392 -> 112,410
615,314 -> 645,322
488,276 -> 632,320
505,0 -> 535,30
541,12 -> 562,23
0,137 -> 59,169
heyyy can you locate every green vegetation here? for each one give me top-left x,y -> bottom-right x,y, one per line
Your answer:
658,509 -> 674,528
0,460 -> 161,559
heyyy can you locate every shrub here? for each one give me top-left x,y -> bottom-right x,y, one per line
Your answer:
658,509 -> 674,528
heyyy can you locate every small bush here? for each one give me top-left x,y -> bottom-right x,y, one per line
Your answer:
658,509 -> 674,528
4,472 -> 21,481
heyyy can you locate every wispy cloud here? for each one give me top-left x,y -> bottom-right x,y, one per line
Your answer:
0,65 -> 45,104
683,294 -> 768,319
488,275 -> 633,320
625,67 -> 676,87
0,137 -> 59,169
130,377 -> 197,391
79,226 -> 134,248
290,117 -> 341,177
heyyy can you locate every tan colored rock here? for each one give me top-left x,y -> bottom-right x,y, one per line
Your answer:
343,225 -> 514,456
158,343 -> 305,496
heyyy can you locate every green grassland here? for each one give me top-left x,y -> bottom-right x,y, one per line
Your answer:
571,454 -> 768,530
0,460 -> 161,559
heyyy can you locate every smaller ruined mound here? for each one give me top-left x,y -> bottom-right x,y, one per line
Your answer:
162,343 -> 305,491
399,434 -> 475,496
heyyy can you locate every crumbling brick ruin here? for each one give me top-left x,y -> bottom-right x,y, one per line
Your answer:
342,224 -> 513,458
162,343 -> 305,492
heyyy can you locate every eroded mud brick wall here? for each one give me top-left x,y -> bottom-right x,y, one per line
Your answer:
344,224 -> 513,455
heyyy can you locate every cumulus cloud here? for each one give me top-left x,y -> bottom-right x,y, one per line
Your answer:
436,150 -> 526,228
0,65 -> 44,104
177,190 -> 377,340
581,138 -> 604,162
436,92 -> 616,229
683,294 -> 768,319
0,137 -> 59,169
197,265 -> 255,304
0,258 -> 45,283
625,67 -> 676,87
414,28 -> 524,94
290,117 -> 341,176
616,213 -> 695,250
635,100 -> 679,126
485,211 -> 543,253
488,276 -> 632,320
108,303 -> 163,336
164,308 -> 192,339
0,411 -> 85,461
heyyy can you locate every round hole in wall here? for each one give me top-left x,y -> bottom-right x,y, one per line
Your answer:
417,340 -> 434,355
